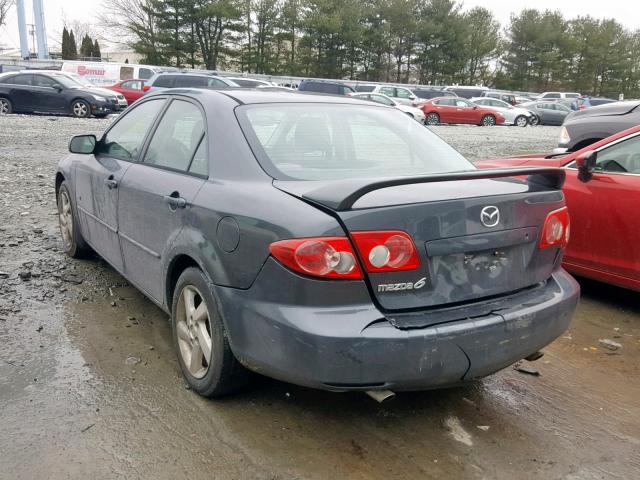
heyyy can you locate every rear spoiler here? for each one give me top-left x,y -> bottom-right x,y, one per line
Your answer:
286,167 -> 565,211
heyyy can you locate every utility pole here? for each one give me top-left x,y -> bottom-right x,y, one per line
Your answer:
33,0 -> 48,59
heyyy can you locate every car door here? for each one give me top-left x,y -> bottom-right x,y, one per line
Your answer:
30,74 -> 67,112
537,103 -> 557,124
120,80 -> 144,103
5,74 -> 36,110
453,99 -> 476,123
433,98 -> 456,122
117,98 -> 208,301
393,87 -> 415,105
75,98 -> 166,272
563,133 -> 640,285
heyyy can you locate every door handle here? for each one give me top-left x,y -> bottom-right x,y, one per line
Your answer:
104,177 -> 118,189
164,194 -> 187,209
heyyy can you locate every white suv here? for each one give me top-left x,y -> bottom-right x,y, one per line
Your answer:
537,92 -> 581,100
354,84 -> 417,105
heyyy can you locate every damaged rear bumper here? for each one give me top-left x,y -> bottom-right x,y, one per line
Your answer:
215,259 -> 579,391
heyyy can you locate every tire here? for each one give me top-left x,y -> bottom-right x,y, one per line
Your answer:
481,114 -> 496,126
529,115 -> 540,126
0,97 -> 12,114
515,115 -> 528,127
57,181 -> 91,258
426,112 -> 440,125
171,267 -> 249,397
71,99 -> 91,118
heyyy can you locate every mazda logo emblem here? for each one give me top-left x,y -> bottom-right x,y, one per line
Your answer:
480,206 -> 500,227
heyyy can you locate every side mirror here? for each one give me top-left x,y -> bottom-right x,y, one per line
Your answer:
69,134 -> 97,154
576,150 -> 596,182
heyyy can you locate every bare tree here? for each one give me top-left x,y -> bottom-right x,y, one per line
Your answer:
0,0 -> 14,28
99,0 -> 163,63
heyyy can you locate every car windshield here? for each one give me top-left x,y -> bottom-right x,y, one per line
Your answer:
53,75 -> 82,88
238,103 -> 474,181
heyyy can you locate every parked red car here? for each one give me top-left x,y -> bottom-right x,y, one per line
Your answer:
106,79 -> 146,105
476,125 -> 640,291
421,97 -> 505,126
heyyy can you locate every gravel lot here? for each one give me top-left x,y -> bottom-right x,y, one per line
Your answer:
1,113 -> 639,480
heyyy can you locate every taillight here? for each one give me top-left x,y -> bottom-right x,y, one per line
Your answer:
351,231 -> 420,272
143,85 -> 151,92
539,207 -> 570,249
269,237 -> 362,279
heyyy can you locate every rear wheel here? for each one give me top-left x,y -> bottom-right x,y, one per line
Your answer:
172,267 -> 249,397
0,97 -> 12,114
515,115 -> 528,127
426,112 -> 440,125
57,182 -> 90,258
481,114 -> 496,126
529,115 -> 540,126
71,99 -> 91,118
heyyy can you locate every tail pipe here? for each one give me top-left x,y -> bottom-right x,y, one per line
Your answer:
365,389 -> 396,403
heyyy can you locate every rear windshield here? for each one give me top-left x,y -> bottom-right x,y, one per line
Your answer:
238,103 -> 474,181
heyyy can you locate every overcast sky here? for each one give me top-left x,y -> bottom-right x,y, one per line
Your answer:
1,0 -> 639,54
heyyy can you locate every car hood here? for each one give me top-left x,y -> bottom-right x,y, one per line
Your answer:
396,104 -> 424,115
80,87 -> 119,99
475,155 -> 568,169
567,101 -> 639,121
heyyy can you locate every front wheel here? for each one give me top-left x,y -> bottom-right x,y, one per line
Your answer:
481,114 -> 496,126
515,115 -> 528,127
0,97 -> 12,114
172,268 -> 249,397
529,115 -> 540,126
426,112 -> 440,125
71,99 -> 91,118
57,182 -> 90,258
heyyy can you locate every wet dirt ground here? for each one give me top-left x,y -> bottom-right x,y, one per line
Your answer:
1,115 -> 639,479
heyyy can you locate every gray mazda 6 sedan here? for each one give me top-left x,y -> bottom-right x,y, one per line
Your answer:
55,89 -> 579,399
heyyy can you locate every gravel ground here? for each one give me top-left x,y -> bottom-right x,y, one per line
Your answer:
1,113 -> 638,480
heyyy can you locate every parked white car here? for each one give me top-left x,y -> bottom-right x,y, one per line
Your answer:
537,91 -> 581,100
353,84 -> 417,105
349,92 -> 426,123
470,97 -> 534,127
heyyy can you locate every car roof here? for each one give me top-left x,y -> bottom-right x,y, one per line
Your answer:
146,88 -> 382,106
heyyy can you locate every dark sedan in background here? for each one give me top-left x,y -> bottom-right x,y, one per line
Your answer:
0,71 -> 122,117
557,100 -> 640,152
520,101 -> 572,126
55,89 -> 578,399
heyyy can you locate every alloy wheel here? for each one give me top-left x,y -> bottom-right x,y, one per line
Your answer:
73,101 -> 89,118
427,113 -> 439,125
482,115 -> 496,126
176,285 -> 213,379
516,116 -> 528,127
58,190 -> 74,249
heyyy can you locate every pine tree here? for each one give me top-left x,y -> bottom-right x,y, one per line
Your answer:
61,27 -> 69,59
68,30 -> 78,60
93,39 -> 101,59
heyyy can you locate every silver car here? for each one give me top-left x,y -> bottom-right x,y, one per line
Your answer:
471,97 -> 533,127
349,92 -> 426,123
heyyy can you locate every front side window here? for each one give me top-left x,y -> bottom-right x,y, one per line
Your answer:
395,88 -> 412,99
99,99 -> 164,160
595,135 -> 640,174
139,68 -> 154,80
120,66 -> 134,81
239,103 -> 473,181
144,100 -> 206,174
455,99 -> 470,107
32,75 -> 58,88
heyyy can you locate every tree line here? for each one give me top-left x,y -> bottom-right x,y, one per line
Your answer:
100,0 -> 640,98
61,28 -> 102,60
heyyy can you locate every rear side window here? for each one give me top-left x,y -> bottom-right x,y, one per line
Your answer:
153,75 -> 175,88
122,80 -> 142,90
565,93 -> 580,99
379,86 -> 395,97
355,85 -> 375,92
144,100 -> 206,174
120,66 -> 134,81
32,75 -> 58,88
395,88 -> 412,99
544,93 -> 561,99
100,99 -> 164,160
0,75 -> 17,84
8,74 -> 32,86
239,104 -> 473,181
178,76 -> 208,87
